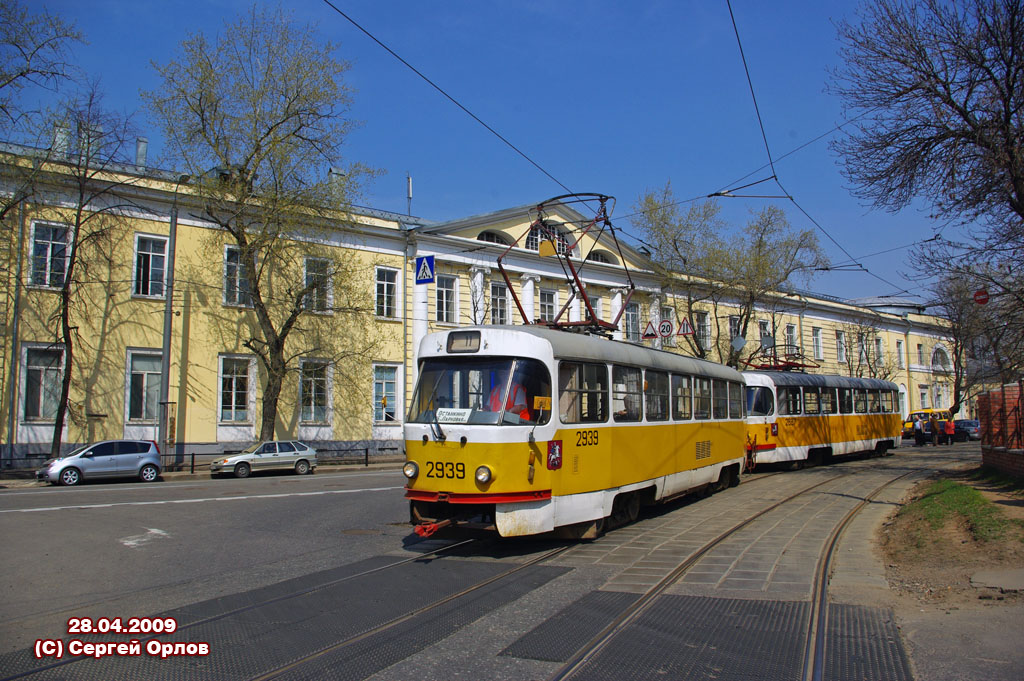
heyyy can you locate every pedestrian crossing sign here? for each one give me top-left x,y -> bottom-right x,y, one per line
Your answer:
415,255 -> 435,284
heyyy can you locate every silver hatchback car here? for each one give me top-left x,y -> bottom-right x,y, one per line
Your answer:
36,440 -> 162,486
209,441 -> 317,478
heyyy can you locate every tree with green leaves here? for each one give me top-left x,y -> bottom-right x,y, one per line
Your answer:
144,5 -> 376,440
632,184 -> 827,366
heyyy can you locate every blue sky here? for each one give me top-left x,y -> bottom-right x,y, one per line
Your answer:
37,0 -> 951,302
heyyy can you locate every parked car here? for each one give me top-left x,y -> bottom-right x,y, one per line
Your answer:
209,441 -> 317,478
954,419 -> 981,441
36,440 -> 162,486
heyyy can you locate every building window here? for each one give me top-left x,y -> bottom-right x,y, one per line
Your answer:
836,330 -> 847,363
896,339 -> 905,368
858,337 -> 868,364
759,320 -> 772,345
624,302 -> 640,342
436,275 -> 456,323
134,236 -> 167,297
220,357 -> 250,422
729,315 -> 741,339
299,360 -> 329,423
919,385 -> 929,409
303,258 -> 331,312
373,365 -> 397,422
128,352 -> 161,422
30,223 -> 69,288
490,282 -> 507,325
375,267 -> 397,318
785,324 -> 797,349
224,246 -> 252,306
812,327 -> 823,360
917,343 -> 924,365
540,289 -> 557,322
874,337 -> 884,366
24,347 -> 63,421
525,222 -> 569,255
585,295 -> 601,321
695,311 -> 711,350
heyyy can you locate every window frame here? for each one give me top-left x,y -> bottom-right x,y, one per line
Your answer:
623,302 -> 641,342
22,344 -> 64,422
133,233 -> 168,298
812,327 -> 823,360
302,257 -> 332,313
375,266 -> 399,319
29,222 -> 70,289
223,245 -> 253,307
373,364 -> 398,423
644,370 -> 669,422
435,274 -> 457,324
558,361 -> 608,425
299,358 -> 330,424
126,350 -> 162,423
539,289 -> 557,323
219,355 -> 253,424
490,282 -> 508,325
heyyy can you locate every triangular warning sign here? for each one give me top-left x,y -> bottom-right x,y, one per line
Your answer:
677,318 -> 694,335
642,321 -> 658,339
416,258 -> 433,283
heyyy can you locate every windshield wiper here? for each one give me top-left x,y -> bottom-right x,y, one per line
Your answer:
425,372 -> 447,442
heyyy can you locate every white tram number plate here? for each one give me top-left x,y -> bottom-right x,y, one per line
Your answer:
425,462 -> 466,479
575,430 -> 599,446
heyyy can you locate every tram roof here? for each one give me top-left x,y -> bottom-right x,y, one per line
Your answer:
465,325 -> 743,381
743,370 -> 898,391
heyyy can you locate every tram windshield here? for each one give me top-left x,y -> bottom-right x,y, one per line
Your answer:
408,357 -> 551,426
746,386 -> 775,417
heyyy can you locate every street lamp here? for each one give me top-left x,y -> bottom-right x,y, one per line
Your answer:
158,174 -> 190,467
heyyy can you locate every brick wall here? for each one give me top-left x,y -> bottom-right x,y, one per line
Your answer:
978,382 -> 1024,479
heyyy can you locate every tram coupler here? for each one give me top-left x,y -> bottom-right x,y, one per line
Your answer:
413,519 -> 454,537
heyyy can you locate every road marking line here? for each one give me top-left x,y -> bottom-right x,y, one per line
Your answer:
0,486 -> 404,513
120,527 -> 171,548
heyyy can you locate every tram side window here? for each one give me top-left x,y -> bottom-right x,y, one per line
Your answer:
694,377 -> 712,419
838,388 -> 853,414
645,370 -> 669,421
854,389 -> 867,413
868,390 -> 882,412
778,387 -> 801,415
821,388 -> 838,414
728,381 -> 744,419
880,390 -> 894,413
558,362 -> 608,424
612,365 -> 643,422
746,386 -> 775,416
672,374 -> 692,420
712,379 -> 728,419
803,387 -> 820,415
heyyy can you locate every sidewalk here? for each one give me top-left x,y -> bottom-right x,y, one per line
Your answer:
0,458 -> 405,489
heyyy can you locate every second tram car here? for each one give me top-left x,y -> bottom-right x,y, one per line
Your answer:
403,326 -> 748,538
743,371 -> 902,469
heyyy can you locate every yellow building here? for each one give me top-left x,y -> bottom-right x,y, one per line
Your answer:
0,147 -> 958,469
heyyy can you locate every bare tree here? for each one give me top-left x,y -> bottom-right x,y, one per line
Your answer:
144,5 -> 375,440
836,316 -> 902,381
32,88 -> 139,456
830,0 -> 1024,240
0,0 -> 82,223
632,185 -> 827,366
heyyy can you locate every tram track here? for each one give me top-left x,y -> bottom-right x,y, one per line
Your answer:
1,536 -> 485,681
546,464 -> 912,681
4,456 -> 922,681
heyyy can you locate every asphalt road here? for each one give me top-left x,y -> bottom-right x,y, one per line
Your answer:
0,469 -> 410,655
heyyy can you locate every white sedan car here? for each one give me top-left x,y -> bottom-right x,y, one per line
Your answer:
210,441 -> 317,478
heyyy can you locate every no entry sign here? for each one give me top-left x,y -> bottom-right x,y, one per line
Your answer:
973,289 -> 989,305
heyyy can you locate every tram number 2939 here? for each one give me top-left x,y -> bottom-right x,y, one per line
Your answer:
576,430 -> 599,447
425,461 -> 466,479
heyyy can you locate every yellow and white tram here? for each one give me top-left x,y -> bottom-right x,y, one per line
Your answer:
403,326 -> 748,538
743,371 -> 903,469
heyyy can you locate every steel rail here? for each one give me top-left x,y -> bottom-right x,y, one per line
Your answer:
246,543 -> 573,681
0,536 -> 481,681
547,470 -> 857,681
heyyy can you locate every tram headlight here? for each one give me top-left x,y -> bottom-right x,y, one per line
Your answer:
403,462 -> 419,479
475,465 -> 492,484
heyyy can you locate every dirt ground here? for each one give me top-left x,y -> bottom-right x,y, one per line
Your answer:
879,465 -> 1024,610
